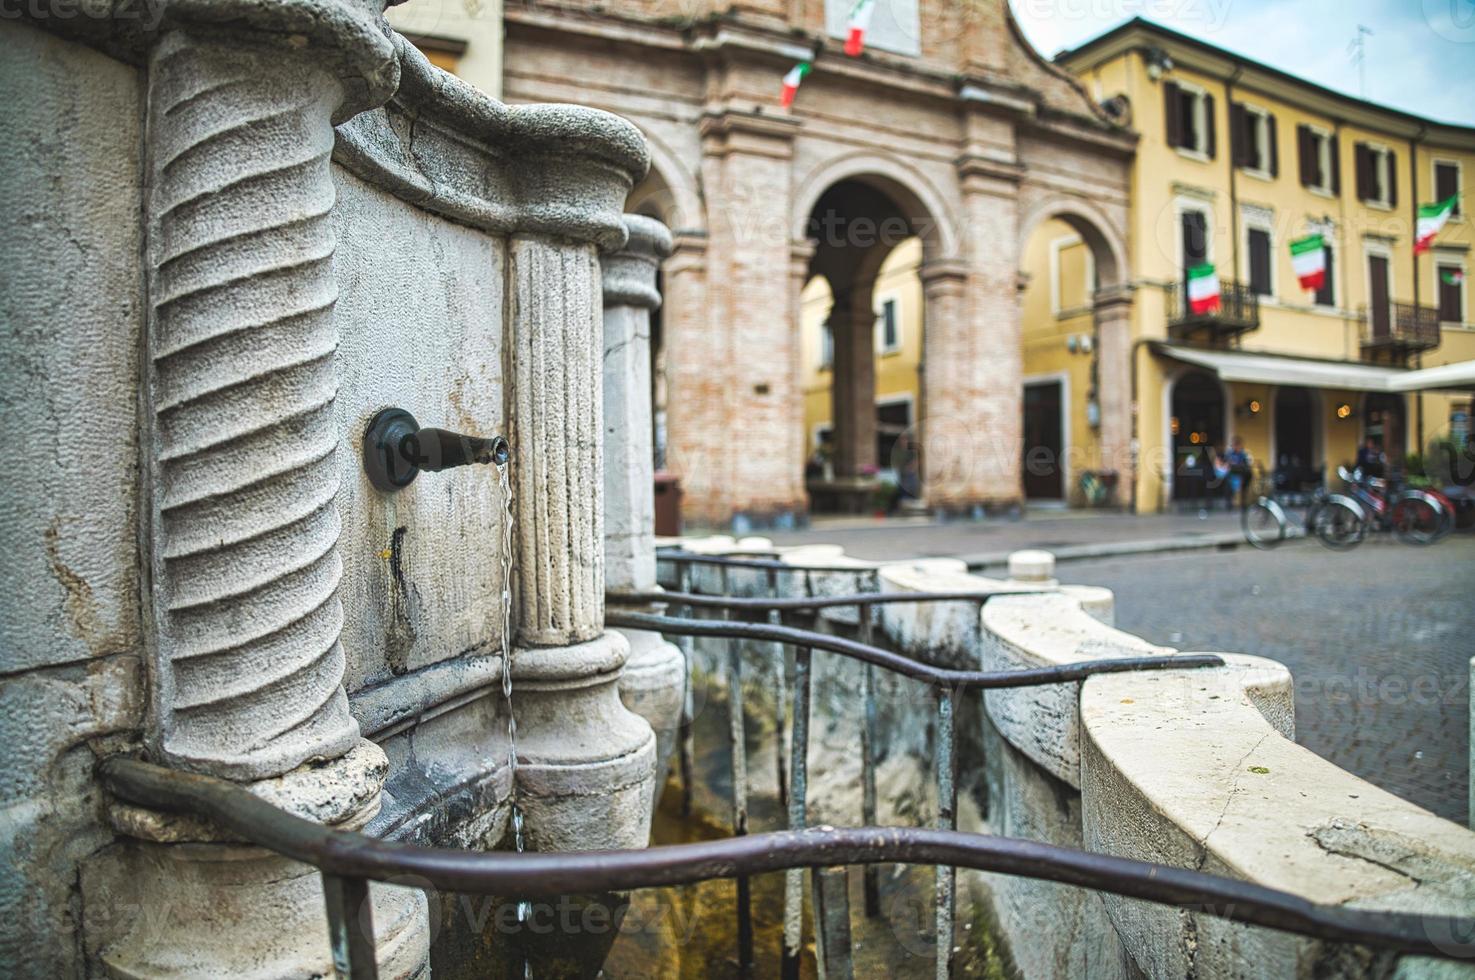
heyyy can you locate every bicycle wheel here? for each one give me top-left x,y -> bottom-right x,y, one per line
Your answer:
1312,498 -> 1365,551
1390,491 -> 1445,546
1242,498 -> 1286,550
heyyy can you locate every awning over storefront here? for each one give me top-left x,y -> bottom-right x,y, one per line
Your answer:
1153,343 -> 1475,393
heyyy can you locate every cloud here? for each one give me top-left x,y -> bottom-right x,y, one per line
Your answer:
1009,0 -> 1475,126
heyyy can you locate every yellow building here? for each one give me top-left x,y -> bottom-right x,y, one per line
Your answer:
1031,19 -> 1475,511
801,237 -> 925,495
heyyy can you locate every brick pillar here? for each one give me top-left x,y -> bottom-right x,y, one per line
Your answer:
949,148 -> 1025,512
1093,286 -> 1135,505
695,110 -> 803,527
831,287 -> 879,477
662,233 -> 719,523
919,260 -> 970,507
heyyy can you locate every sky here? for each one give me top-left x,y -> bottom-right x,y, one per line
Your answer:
1009,0 -> 1475,126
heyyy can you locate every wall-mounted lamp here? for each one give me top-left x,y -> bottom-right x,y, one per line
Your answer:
1336,402 -> 1355,420
1236,398 -> 1262,418
1144,47 -> 1175,82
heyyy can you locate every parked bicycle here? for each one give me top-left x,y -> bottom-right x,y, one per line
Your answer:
1242,466 -> 1448,551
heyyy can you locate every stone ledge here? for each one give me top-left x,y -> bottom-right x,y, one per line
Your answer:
1082,657 -> 1475,976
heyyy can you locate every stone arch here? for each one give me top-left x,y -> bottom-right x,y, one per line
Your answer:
1017,194 -> 1127,289
791,149 -> 961,263
626,126 -> 702,234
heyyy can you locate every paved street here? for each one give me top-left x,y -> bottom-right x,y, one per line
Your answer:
769,516 -> 1474,824
1062,537 -> 1474,825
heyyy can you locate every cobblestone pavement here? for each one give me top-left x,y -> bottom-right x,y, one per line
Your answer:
1060,535 -> 1474,825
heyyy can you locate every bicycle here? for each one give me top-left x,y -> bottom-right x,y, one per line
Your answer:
1243,467 -> 1447,551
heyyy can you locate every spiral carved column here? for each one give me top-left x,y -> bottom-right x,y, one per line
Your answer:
146,32 -> 359,780
86,31 -> 429,978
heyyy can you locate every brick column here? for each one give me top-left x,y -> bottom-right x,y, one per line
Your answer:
661,233 -> 719,524
919,260 -> 970,507
830,293 -> 879,478
1093,286 -> 1135,505
693,109 -> 804,527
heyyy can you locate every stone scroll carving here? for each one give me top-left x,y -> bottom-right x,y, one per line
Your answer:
146,33 -> 360,780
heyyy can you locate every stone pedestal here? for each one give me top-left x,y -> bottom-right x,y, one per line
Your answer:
602,215 -> 685,812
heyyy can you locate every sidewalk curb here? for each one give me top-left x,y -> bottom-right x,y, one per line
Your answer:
962,531 -> 1247,570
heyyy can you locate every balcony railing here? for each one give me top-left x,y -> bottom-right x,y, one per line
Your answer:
96,550 -> 1475,979
1167,279 -> 1261,342
1361,302 -> 1442,357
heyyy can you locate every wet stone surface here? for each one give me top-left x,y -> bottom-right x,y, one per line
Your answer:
1060,535 -> 1475,824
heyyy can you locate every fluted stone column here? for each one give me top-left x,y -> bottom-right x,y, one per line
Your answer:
508,232 -> 658,852
86,18 -> 428,979
602,216 -> 684,813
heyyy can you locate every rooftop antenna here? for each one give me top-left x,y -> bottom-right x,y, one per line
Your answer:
1349,24 -> 1373,98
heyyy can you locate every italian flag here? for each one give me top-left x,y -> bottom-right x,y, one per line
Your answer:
1444,269 -> 1466,286
1415,194 -> 1459,254
1289,234 -> 1327,292
780,61 -> 811,108
844,0 -> 875,56
1187,263 -> 1221,315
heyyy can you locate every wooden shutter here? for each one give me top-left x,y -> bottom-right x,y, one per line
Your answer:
1386,149 -> 1398,206
1297,125 -> 1314,186
1437,266 -> 1462,323
1368,255 -> 1391,338
1229,103 -> 1246,166
1355,144 -> 1373,201
1316,244 -> 1335,307
1203,93 -> 1216,159
1164,82 -> 1183,148
1330,135 -> 1342,193
1436,162 -> 1461,214
1267,114 -> 1279,176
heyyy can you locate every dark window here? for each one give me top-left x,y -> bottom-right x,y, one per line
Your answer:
820,321 -> 833,369
1248,228 -> 1273,296
878,299 -> 899,350
1165,82 -> 1214,157
1181,209 -> 1209,276
1314,243 -> 1336,307
876,401 -> 911,470
1439,264 -> 1465,324
1232,105 -> 1276,174
1356,144 -> 1396,205
1299,127 -> 1340,193
1368,254 -> 1391,338
1435,162 -> 1462,216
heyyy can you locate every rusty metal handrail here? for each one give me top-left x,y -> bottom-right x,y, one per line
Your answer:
612,587 -> 1049,612
656,549 -> 880,574
99,756 -> 1472,967
606,610 -> 1224,690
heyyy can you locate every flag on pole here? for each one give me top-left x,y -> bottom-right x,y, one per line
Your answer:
780,61 -> 811,108
1415,194 -> 1459,254
844,0 -> 876,56
1186,263 -> 1221,315
1289,234 -> 1327,292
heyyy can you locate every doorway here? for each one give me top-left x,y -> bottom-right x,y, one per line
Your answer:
1170,370 -> 1226,502
1365,392 -> 1406,467
1273,387 -> 1320,490
1023,379 -> 1065,500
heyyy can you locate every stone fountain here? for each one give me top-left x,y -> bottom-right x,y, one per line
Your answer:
1,3 -> 671,975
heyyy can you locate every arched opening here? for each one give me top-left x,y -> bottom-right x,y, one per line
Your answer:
1017,209 -> 1128,506
799,176 -> 935,515
1170,370 -> 1227,505
1364,392 -> 1407,469
1273,386 -> 1322,492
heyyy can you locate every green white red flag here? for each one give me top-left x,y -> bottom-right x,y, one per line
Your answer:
780,61 -> 811,108
1187,263 -> 1221,315
1415,194 -> 1459,254
1289,234 -> 1327,292
1444,269 -> 1466,285
845,0 -> 875,56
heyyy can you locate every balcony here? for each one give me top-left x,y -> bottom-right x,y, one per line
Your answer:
1360,302 -> 1441,362
1167,279 -> 1261,344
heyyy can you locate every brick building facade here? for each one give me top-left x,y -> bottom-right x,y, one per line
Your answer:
503,0 -> 1136,527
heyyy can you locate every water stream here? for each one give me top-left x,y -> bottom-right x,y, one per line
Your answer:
496,461 -> 533,977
